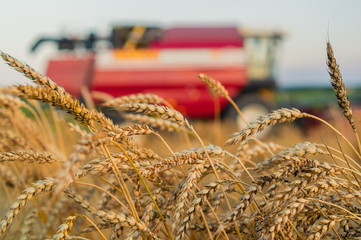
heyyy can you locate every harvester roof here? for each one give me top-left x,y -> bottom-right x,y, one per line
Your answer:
150,27 -> 243,49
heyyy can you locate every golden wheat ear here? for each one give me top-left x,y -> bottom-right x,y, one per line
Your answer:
117,103 -> 190,127
103,93 -> 167,107
0,51 -> 65,93
225,108 -> 305,145
198,73 -> 248,125
327,42 -> 356,132
198,73 -> 229,97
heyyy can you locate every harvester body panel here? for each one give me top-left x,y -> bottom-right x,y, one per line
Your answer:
40,26 -> 281,119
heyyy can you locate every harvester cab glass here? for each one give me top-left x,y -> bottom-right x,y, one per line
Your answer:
242,30 -> 284,85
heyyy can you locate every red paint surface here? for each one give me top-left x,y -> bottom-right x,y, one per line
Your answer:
46,54 -> 94,98
151,27 -> 243,49
45,27 -> 248,118
91,66 -> 247,118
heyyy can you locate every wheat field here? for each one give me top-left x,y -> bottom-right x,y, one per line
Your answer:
0,42 -> 360,240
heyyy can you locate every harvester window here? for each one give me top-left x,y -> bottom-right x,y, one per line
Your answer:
111,26 -> 163,49
243,31 -> 283,82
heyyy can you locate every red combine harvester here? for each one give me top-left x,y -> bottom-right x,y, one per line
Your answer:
31,25 -> 283,126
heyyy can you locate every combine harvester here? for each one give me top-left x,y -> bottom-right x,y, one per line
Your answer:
31,25 -> 284,127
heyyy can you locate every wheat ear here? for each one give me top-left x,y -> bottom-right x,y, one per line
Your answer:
52,215 -> 78,240
0,51 -> 65,93
176,180 -> 232,239
0,51 -> 116,131
226,108 -> 305,145
327,42 -> 356,132
141,145 -> 224,177
216,186 -> 259,237
198,73 -> 248,124
0,178 -> 56,236
0,150 -> 60,164
198,73 -> 229,97
118,103 -> 189,127
103,93 -> 167,106
306,216 -> 341,240
15,84 -> 116,131
124,113 -> 186,132
254,142 -> 328,171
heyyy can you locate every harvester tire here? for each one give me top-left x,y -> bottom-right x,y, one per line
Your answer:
227,94 -> 274,136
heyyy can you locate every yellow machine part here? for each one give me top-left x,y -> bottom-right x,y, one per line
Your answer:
123,26 -> 147,49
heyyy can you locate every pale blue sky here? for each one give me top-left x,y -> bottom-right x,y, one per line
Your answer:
1,0 -> 361,87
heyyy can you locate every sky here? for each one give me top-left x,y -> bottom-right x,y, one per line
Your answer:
1,0 -> 361,88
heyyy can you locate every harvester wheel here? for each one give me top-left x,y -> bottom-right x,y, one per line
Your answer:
227,94 -> 274,136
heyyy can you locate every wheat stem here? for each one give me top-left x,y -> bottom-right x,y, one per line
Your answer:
74,181 -> 132,215
112,141 -> 174,240
304,113 -> 361,160
189,126 -> 242,240
226,95 -> 248,125
81,214 -> 107,240
102,145 -> 139,221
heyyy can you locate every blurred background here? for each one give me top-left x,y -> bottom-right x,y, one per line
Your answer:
1,0 -> 361,125
1,0 -> 361,86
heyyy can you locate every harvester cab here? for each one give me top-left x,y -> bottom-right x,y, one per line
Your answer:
227,29 -> 284,129
242,29 -> 283,86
